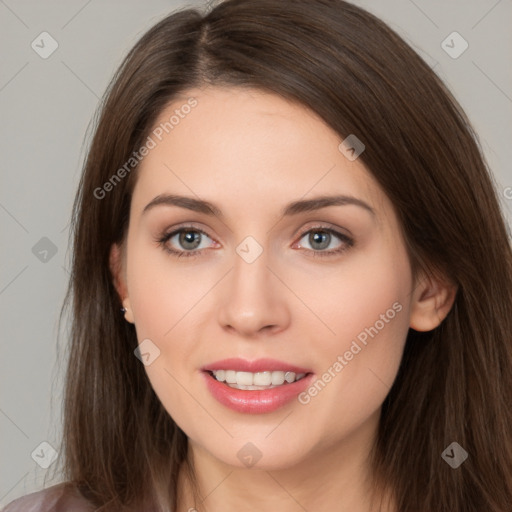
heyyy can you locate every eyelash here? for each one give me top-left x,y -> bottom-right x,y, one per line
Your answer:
156,224 -> 354,260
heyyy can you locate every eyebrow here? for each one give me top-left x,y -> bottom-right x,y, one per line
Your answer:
142,193 -> 376,218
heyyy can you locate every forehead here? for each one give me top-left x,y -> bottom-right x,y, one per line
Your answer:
130,86 -> 387,221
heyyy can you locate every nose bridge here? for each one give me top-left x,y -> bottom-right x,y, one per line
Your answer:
216,233 -> 290,335
231,235 -> 274,309
232,235 -> 270,293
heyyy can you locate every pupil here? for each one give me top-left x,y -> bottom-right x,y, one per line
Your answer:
180,231 -> 201,250
311,231 -> 329,250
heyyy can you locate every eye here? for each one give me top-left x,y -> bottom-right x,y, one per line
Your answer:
155,224 -> 354,259
295,226 -> 354,258
156,225 -> 216,259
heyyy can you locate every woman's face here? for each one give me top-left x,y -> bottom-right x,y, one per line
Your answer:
113,86 -> 419,470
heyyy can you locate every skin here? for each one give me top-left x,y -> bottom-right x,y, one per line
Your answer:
110,86 -> 457,512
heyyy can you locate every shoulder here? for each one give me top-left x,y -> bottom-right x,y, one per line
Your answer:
1,482 -> 96,512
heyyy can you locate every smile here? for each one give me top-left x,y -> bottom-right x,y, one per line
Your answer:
209,370 -> 307,389
201,358 -> 314,413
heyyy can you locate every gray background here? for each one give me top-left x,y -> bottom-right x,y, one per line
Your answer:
1,0 -> 511,506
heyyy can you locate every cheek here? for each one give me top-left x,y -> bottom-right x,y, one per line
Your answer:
126,240 -> 206,411
307,239 -> 411,354
127,268 -> 195,423
127,238 -> 193,336
340,264 -> 408,350
300,241 -> 412,423
295,298 -> 410,448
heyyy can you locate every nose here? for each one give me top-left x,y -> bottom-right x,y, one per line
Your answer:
216,247 -> 291,338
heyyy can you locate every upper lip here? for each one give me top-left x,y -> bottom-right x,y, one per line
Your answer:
201,358 -> 312,374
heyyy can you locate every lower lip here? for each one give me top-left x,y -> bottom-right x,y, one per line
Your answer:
202,371 -> 314,414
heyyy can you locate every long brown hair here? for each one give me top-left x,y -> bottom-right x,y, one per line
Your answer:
54,0 -> 512,510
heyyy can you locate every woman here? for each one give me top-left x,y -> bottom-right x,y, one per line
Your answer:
3,0 -> 511,511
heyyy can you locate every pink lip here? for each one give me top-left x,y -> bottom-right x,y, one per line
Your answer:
201,358 -> 311,374
201,358 -> 314,414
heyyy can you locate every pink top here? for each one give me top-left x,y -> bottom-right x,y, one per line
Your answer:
1,483 -> 96,512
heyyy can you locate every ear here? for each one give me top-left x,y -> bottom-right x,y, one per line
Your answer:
409,269 -> 458,332
109,243 -> 135,324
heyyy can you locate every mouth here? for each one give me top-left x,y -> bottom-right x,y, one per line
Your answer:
201,358 -> 314,413
204,369 -> 309,390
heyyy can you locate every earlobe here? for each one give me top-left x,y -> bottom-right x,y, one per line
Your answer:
121,301 -> 135,324
409,271 -> 458,332
109,243 -> 135,324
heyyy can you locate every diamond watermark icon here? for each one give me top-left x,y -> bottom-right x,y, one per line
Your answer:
32,237 -> 58,263
237,442 -> 263,467
236,236 -> 263,264
338,134 -> 365,161
31,441 -> 58,469
31,32 -> 59,59
134,338 -> 161,366
441,32 -> 468,59
441,441 -> 468,469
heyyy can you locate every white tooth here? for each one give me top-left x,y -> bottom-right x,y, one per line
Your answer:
214,370 -> 226,382
271,371 -> 285,385
284,372 -> 296,383
236,371 -> 253,386
225,370 -> 237,383
253,371 -> 272,386
217,369 -> 304,388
